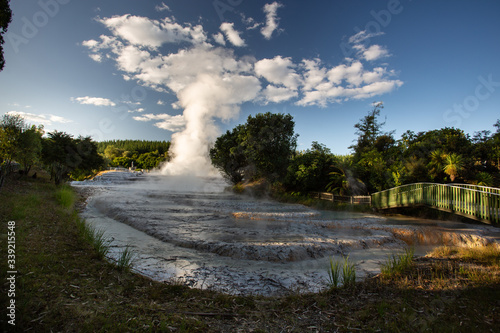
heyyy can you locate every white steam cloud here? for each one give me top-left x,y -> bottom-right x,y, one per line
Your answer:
82,5 -> 402,177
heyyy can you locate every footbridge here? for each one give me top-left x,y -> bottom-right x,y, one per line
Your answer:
371,183 -> 500,225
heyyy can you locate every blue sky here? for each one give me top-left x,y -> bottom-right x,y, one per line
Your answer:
1,0 -> 500,155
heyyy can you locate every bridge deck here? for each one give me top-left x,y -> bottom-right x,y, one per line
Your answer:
371,183 -> 500,225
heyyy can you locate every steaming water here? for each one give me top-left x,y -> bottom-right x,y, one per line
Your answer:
73,170 -> 500,295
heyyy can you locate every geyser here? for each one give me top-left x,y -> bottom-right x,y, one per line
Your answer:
160,70 -> 260,177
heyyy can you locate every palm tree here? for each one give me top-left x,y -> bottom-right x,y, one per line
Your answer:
428,149 -> 446,181
476,172 -> 494,187
327,156 -> 365,195
443,153 -> 464,182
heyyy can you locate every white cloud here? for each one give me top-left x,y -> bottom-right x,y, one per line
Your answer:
82,39 -> 99,49
254,56 -> 300,90
261,85 -> 297,103
349,80 -> 403,100
261,2 -> 283,39
212,32 -> 226,45
98,15 -> 206,49
89,53 -> 103,62
116,45 -> 151,72
348,30 -> 384,44
362,44 -> 389,61
84,14 -> 403,110
128,107 -> 145,113
125,45 -> 255,95
301,59 -> 327,91
347,30 -> 389,61
6,111 -> 72,126
155,2 -> 170,12
220,22 -> 245,47
293,29 -> 401,106
242,15 -> 261,30
72,96 -> 116,107
296,58 -> 402,106
157,100 -> 165,105
133,113 -> 186,132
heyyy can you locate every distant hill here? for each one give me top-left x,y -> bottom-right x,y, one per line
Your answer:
97,140 -> 171,155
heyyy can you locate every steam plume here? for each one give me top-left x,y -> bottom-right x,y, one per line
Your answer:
159,49 -> 261,176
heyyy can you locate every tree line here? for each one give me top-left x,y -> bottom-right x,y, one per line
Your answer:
209,105 -> 500,195
0,114 -> 105,188
0,114 -> 171,190
97,140 -> 170,170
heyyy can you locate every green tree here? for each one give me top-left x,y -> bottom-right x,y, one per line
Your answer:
350,102 -> 386,157
443,153 -> 464,182
326,155 -> 365,195
104,145 -> 124,160
42,131 -> 76,185
492,120 -> 500,170
404,156 -> 428,184
16,125 -> 44,176
349,102 -> 400,192
475,172 -> 494,187
210,113 -> 298,184
97,140 -> 170,155
111,156 -> 133,168
284,142 -> 334,192
42,132 -> 104,184
69,136 -> 105,180
0,114 -> 24,188
358,149 -> 392,192
209,125 -> 246,184
136,150 -> 166,170
0,0 -> 12,71
242,112 -> 298,182
428,149 -> 446,182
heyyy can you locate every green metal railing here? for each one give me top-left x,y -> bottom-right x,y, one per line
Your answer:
371,183 -> 500,224
310,192 -> 372,205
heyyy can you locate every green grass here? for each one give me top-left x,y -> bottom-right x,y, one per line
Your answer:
381,247 -> 415,277
115,245 -> 137,271
75,216 -> 111,259
341,256 -> 357,288
327,257 -> 342,288
55,184 -> 76,208
327,256 -> 357,289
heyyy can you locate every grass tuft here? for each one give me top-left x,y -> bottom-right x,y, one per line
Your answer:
91,227 -> 111,259
327,257 -> 342,289
75,217 -> 110,259
327,256 -> 357,289
381,247 -> 415,277
115,245 -> 137,271
342,256 -> 357,288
